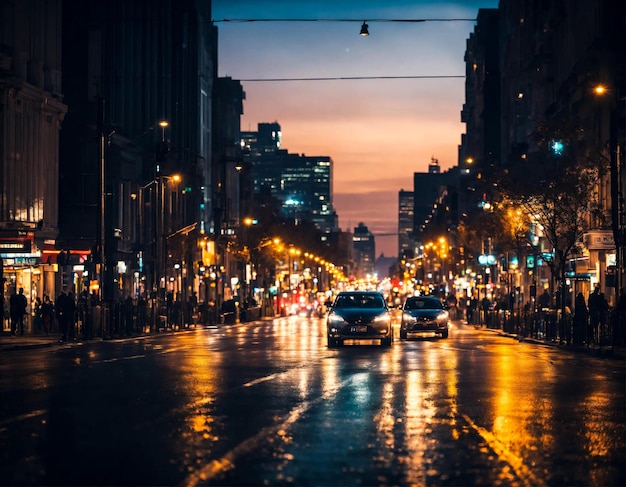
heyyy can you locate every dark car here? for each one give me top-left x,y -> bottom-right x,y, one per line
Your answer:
326,291 -> 393,347
399,295 -> 449,339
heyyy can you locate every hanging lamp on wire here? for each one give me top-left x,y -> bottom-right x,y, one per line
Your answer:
359,21 -> 369,36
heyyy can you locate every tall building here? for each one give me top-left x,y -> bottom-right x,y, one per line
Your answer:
0,0 -> 67,310
459,8 -> 500,218
413,158 -> 449,238
353,222 -> 375,278
398,190 -> 414,259
60,0 -> 216,301
243,123 -> 338,233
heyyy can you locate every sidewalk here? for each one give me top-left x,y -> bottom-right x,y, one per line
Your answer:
0,331 -> 71,352
473,323 -> 626,361
0,328 -> 196,353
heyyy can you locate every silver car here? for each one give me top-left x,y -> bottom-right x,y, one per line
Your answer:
399,295 -> 449,339
327,291 -> 393,347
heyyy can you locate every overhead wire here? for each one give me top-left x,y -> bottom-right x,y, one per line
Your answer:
237,75 -> 465,82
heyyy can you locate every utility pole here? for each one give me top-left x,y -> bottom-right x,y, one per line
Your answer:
96,96 -> 107,338
609,107 -> 624,300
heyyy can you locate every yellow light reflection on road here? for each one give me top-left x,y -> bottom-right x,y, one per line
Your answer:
174,332 -> 225,473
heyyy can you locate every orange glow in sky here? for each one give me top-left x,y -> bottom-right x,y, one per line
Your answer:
214,1 -> 499,256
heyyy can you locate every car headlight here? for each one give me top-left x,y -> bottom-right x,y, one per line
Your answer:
402,312 -> 416,323
328,313 -> 347,326
437,311 -> 449,323
373,313 -> 391,324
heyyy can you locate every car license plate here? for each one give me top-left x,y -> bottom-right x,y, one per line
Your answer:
343,339 -> 380,346
351,325 -> 368,333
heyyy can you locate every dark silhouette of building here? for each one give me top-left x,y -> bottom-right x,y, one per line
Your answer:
0,0 -> 67,320
60,0 -> 217,302
398,190 -> 414,260
353,222 -> 375,278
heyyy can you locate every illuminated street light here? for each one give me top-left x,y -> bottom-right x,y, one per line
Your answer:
593,84 -> 607,96
158,120 -> 169,141
593,82 -> 624,298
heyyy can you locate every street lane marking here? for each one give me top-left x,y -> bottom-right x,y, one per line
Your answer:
0,409 -> 46,433
460,413 -> 546,487
178,376 -> 353,487
242,372 -> 284,388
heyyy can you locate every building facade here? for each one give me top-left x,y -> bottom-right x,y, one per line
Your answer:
353,222 -> 375,279
243,123 -> 338,233
457,0 -> 625,314
398,190 -> 414,260
60,0 -> 216,311
0,0 -> 67,330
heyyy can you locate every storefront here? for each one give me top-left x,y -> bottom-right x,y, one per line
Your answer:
1,235 -> 55,333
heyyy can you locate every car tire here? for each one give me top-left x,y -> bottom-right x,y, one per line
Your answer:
382,336 -> 393,347
441,329 -> 449,339
400,330 -> 407,339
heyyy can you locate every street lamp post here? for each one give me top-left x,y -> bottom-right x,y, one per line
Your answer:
96,97 -> 113,338
594,85 -> 624,302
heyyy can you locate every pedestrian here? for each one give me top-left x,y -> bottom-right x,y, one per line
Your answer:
481,296 -> 491,326
172,294 -> 182,329
123,295 -> 134,336
41,295 -> 54,336
188,291 -> 198,326
10,288 -> 28,335
55,289 -> 75,342
469,296 -> 478,324
598,292 -> 609,344
539,288 -> 551,310
32,296 -> 42,333
588,286 -> 601,345
137,295 -> 147,333
573,292 -> 588,346
78,289 -> 90,339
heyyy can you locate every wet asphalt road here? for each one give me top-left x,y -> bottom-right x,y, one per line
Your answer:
0,317 -> 624,486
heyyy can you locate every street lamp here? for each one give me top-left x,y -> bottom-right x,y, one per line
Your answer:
594,83 -> 624,300
156,173 -> 182,296
158,120 -> 169,141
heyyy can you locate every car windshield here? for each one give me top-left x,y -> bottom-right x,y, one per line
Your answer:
404,298 -> 442,310
334,294 -> 385,309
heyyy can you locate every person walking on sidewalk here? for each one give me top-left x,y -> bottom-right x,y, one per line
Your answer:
41,295 -> 54,336
55,289 -> 75,342
573,292 -> 588,346
9,288 -> 28,335
588,286 -> 601,345
9,290 -> 18,336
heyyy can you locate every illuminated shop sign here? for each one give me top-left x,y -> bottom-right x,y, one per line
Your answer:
0,239 -> 32,254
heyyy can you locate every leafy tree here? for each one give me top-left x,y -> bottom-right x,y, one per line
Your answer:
499,117 -> 604,339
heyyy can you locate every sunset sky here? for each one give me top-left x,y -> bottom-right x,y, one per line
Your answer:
213,0 -> 499,256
